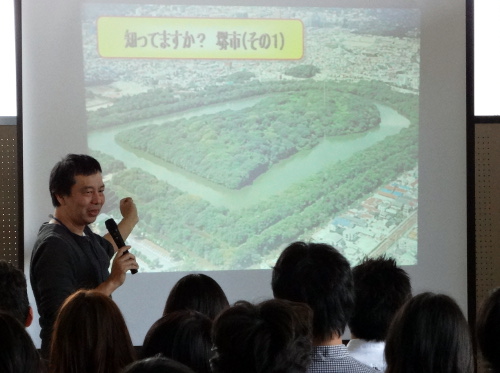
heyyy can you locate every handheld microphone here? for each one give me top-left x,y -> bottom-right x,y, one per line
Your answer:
105,218 -> 138,274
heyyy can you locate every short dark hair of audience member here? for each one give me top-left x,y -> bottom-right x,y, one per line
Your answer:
49,289 -> 136,373
385,292 -> 473,373
0,312 -> 44,373
348,256 -> 412,341
0,260 -> 33,327
49,154 -> 102,207
272,241 -> 354,343
122,356 -> 196,373
142,310 -> 212,373
211,299 -> 313,373
477,287 -> 500,372
163,273 -> 229,320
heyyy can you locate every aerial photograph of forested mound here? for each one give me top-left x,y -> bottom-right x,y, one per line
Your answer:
83,4 -> 420,271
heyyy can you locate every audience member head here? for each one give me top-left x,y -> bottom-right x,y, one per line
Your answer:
272,241 -> 354,343
49,154 -> 102,207
385,292 -> 473,373
211,298 -> 313,373
122,356 -> 195,373
163,273 -> 229,320
142,310 -> 212,373
477,287 -> 500,372
348,256 -> 412,341
49,289 -> 136,373
0,260 -> 33,327
0,311 -> 44,373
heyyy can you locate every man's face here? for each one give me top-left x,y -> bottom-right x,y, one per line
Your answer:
56,173 -> 105,228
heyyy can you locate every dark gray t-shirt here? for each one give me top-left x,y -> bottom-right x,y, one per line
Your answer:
30,223 -> 114,356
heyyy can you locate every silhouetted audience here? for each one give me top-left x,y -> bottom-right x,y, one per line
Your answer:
211,298 -> 313,373
26,242 -> 477,373
385,292 -> 473,373
347,256 -> 412,371
477,287 -> 500,372
122,356 -> 195,373
142,310 -> 212,373
0,311 -> 45,373
49,289 -> 136,373
0,260 -> 34,327
163,273 -> 229,320
272,241 -> 377,373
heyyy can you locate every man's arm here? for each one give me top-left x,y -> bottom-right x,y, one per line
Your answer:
104,197 -> 139,252
94,246 -> 139,296
30,237 -> 81,355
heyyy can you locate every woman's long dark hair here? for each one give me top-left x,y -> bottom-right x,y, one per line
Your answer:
164,274 -> 229,320
477,287 -> 500,372
142,310 -> 212,373
0,312 -> 44,373
385,292 -> 473,373
49,290 -> 136,373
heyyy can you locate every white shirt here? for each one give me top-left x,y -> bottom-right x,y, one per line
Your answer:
346,339 -> 386,372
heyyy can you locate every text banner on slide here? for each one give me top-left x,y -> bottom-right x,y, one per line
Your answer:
97,17 -> 304,60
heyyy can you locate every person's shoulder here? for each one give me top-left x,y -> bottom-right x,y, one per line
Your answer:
34,224 -> 75,249
310,345 -> 379,373
308,354 -> 380,373
36,222 -> 68,240
345,354 -> 381,373
347,340 -> 385,372
31,224 -> 79,265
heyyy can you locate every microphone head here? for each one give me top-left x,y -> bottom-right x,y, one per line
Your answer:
105,218 -> 118,231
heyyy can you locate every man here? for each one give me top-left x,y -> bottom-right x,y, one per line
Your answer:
0,260 -> 33,327
272,241 -> 377,373
30,154 -> 139,356
347,256 -> 412,371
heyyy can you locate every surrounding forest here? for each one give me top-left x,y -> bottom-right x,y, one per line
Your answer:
114,81 -> 380,188
91,79 -> 418,270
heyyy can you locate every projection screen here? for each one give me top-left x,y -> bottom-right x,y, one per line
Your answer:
23,0 -> 467,346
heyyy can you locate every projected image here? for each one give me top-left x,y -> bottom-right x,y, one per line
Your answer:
82,4 -> 420,271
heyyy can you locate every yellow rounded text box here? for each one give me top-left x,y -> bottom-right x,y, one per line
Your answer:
97,17 -> 304,60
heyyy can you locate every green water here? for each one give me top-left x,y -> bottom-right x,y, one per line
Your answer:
89,97 -> 410,209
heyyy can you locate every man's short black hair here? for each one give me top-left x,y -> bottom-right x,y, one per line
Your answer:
271,241 -> 354,342
0,260 -> 30,325
49,154 -> 102,207
348,256 -> 412,341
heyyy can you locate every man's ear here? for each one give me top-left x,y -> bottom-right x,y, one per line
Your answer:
25,306 -> 33,327
55,194 -> 66,206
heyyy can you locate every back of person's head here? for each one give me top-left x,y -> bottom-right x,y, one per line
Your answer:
49,154 -> 102,206
163,273 -> 229,320
385,292 -> 473,373
0,312 -> 44,373
0,260 -> 32,326
348,256 -> 411,341
271,241 -> 354,341
477,287 -> 500,372
49,289 -> 136,373
142,310 -> 212,373
211,298 -> 313,373
122,356 -> 195,373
